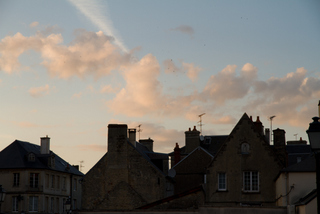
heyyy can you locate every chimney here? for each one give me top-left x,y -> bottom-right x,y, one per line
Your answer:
265,128 -> 270,144
139,138 -> 153,152
40,136 -> 50,154
318,100 -> 320,117
253,116 -> 264,135
173,143 -> 181,166
273,128 -> 287,166
128,129 -> 136,146
107,124 -> 128,168
185,126 -> 200,153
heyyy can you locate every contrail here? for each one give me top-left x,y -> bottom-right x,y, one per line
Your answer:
68,0 -> 128,53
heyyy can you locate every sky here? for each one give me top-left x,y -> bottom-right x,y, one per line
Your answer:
0,0 -> 320,173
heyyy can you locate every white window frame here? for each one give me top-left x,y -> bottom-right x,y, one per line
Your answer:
29,196 -> 38,212
12,196 -> 19,212
243,171 -> 259,192
218,173 -> 227,191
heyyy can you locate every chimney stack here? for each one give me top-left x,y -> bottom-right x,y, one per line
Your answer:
173,143 -> 181,166
273,128 -> 287,166
265,128 -> 270,144
139,138 -> 154,152
318,100 -> 320,117
253,116 -> 264,135
185,126 -> 200,153
40,136 -> 50,154
128,129 -> 136,146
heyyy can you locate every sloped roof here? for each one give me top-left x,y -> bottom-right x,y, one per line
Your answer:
0,140 -> 83,176
281,154 -> 316,172
200,135 -> 228,156
295,189 -> 317,206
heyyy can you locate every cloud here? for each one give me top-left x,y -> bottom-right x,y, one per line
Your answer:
68,0 -> 128,52
163,59 -> 202,81
202,63 -> 257,104
29,84 -> 50,97
30,22 -> 39,28
0,29 -> 132,78
170,25 -> 194,38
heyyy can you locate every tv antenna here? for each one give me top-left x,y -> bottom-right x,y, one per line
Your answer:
79,160 -> 84,172
136,124 -> 142,140
198,113 -> 205,134
294,133 -> 298,140
269,115 -> 276,143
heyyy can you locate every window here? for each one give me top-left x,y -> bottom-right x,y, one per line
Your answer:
50,197 -> 54,213
57,176 -> 60,189
30,173 -> 39,188
51,175 -> 55,188
218,173 -> 227,191
241,143 -> 250,154
45,174 -> 49,188
28,153 -> 36,162
13,173 -> 20,187
73,178 -> 77,191
29,196 -> 38,212
12,196 -> 19,212
62,177 -> 66,190
243,171 -> 259,192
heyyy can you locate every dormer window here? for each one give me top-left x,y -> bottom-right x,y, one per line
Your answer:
28,153 -> 36,162
241,143 -> 250,154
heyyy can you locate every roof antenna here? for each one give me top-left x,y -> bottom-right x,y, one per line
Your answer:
269,115 -> 276,143
198,113 -> 205,134
294,134 -> 298,140
136,124 -> 142,140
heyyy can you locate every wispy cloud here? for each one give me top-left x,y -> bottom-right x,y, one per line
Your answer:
170,25 -> 194,38
68,0 -> 128,53
29,84 -> 50,97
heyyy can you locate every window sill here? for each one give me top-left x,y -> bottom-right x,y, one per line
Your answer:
216,189 -> 228,192
242,191 -> 260,194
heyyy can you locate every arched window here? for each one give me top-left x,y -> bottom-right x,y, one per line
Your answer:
241,143 -> 250,154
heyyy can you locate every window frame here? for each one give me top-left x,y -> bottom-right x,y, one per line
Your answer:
30,173 -> 39,188
12,196 -> 19,212
13,173 -> 20,187
243,171 -> 259,192
218,172 -> 227,191
29,196 -> 38,212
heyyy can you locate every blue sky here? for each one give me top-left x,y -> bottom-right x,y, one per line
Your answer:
1,0 -> 320,173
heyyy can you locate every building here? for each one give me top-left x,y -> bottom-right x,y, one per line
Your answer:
81,124 -> 173,211
0,137 -> 83,214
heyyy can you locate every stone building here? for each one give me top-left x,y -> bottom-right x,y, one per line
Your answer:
205,113 -> 284,206
81,124 -> 173,211
0,137 -> 83,214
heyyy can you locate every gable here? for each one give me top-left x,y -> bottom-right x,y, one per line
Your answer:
174,147 -> 213,174
211,113 -> 283,169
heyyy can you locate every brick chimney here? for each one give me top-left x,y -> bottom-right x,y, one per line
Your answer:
40,136 -> 50,154
185,126 -> 200,153
253,116 -> 264,135
173,143 -> 181,166
265,128 -> 270,144
273,128 -> 287,166
128,128 -> 136,146
139,138 -> 154,152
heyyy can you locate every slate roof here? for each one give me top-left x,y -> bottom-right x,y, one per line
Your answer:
200,135 -> 228,156
295,189 -> 317,206
281,154 -> 315,172
0,140 -> 83,176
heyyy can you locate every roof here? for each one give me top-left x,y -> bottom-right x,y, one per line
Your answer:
200,135 -> 228,156
0,140 -> 83,176
295,189 -> 317,206
282,154 -> 315,172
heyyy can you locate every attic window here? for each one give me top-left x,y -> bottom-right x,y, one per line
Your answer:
28,153 -> 36,162
241,143 -> 250,154
204,137 -> 211,145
